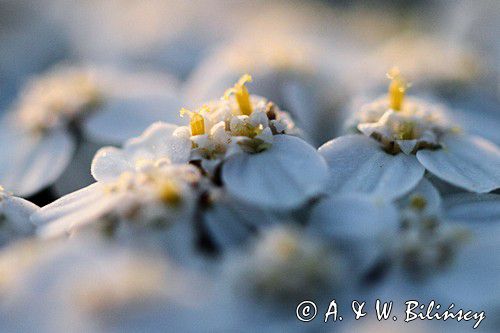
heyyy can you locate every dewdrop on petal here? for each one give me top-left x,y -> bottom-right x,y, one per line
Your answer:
224,74 -> 253,116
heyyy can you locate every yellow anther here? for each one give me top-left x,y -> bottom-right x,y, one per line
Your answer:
387,67 -> 410,111
409,194 -> 427,211
224,74 -> 253,116
180,107 -> 205,136
157,179 -> 182,206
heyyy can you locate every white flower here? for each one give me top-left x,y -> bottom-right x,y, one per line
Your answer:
0,237 -> 210,333
0,186 -> 38,247
360,180 -> 500,328
308,193 -> 399,272
320,69 -> 500,199
185,35 -> 347,146
180,75 -> 328,210
33,123 -> 200,255
0,65 -> 183,197
210,226 -> 348,331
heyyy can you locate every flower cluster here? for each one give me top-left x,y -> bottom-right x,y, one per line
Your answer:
181,75 -> 298,172
0,57 -> 499,332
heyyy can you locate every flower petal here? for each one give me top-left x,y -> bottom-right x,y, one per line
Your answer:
203,193 -> 279,250
91,147 -> 133,183
443,193 -> 500,225
222,135 -> 328,209
308,194 -> 399,269
32,183 -> 122,238
309,194 -> 399,240
416,134 -> 500,193
0,194 -> 38,244
124,122 -> 191,165
319,135 -> 425,200
0,119 -> 75,196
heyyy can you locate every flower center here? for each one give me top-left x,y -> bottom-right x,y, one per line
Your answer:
17,69 -> 102,134
238,228 -> 343,303
397,195 -> 471,280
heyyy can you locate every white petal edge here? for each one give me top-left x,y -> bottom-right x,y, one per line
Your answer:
417,134 -> 500,193
91,147 -> 133,183
443,193 -> 500,225
309,194 -> 399,240
32,183 -> 123,239
0,122 -> 75,197
124,122 -> 191,165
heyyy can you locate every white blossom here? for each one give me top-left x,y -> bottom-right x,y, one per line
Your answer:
320,69 -> 500,198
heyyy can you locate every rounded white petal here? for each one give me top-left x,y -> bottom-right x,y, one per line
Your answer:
91,147 -> 132,183
309,194 -> 398,269
319,135 -> 425,200
443,193 -> 500,225
309,194 -> 399,240
222,135 -> 328,209
0,120 -> 75,197
203,193 -> 279,250
124,122 -> 191,164
417,134 -> 500,193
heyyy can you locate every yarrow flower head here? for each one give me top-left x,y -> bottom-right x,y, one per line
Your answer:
320,68 -> 500,198
175,74 -> 327,210
0,64 -> 182,197
16,67 -> 102,133
185,35 -> 347,146
0,237 -> 207,332
394,192 -> 471,280
33,123 -> 200,245
351,68 -> 455,155
180,74 -> 297,169
221,226 -> 346,308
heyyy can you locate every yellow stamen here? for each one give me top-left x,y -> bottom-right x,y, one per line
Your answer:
224,74 -> 253,115
409,195 -> 427,211
157,179 -> 182,206
180,107 -> 206,136
387,67 -> 410,111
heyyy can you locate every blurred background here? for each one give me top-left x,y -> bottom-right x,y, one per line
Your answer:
1,0 -> 499,107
